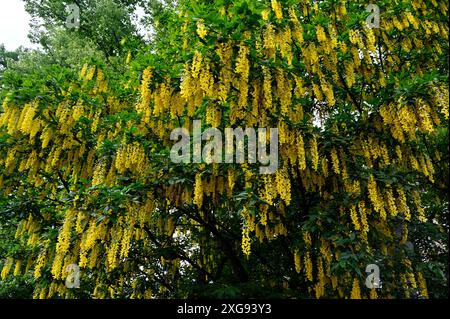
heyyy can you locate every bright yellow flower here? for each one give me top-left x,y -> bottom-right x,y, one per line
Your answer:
350,278 -> 361,299
196,19 -> 207,39
194,173 -> 203,208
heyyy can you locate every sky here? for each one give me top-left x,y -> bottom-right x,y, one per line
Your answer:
0,0 -> 35,50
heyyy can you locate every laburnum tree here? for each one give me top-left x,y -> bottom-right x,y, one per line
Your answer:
0,0 -> 448,299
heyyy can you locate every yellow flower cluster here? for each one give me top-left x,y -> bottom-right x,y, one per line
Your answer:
194,173 -> 203,208
196,20 -> 207,39
19,103 -> 38,135
350,278 -> 361,299
330,148 -> 340,175
433,85 -> 449,119
348,30 -> 360,45
297,133 -> 306,170
120,226 -> 133,259
315,259 -> 325,299
398,105 -> 417,141
276,167 -> 291,205
399,223 -> 408,245
154,81 -> 172,116
261,9 -> 270,21
416,99 -> 435,134
276,69 -> 292,114
316,26 -> 327,42
199,63 -> 214,98
92,160 -> 107,186
271,0 -> 283,21
137,67 -> 153,121
320,239 -> 332,269
259,205 -> 268,226
349,205 -> 360,231
1,257 -> 13,280
262,66 -> 272,109
304,252 -> 313,281
235,45 -> 250,80
40,126 -> 53,149
412,191 -> 427,222
309,137 -> 319,171
294,250 -> 301,273
241,227 -> 251,257
89,245 -> 100,269
367,175 -> 386,219
191,51 -> 203,80
396,187 -> 411,221
34,249 -> 47,279
86,66 -> 96,81
81,219 -> 107,255
79,64 -> 88,80
417,272 -> 428,298
72,101 -> 84,121
56,209 -> 76,255
358,201 -> 369,235
51,253 -> 64,279
384,187 -> 398,217
263,25 -> 276,60
321,80 -> 335,106
236,45 -> 250,109
180,64 -> 192,100
303,231 -> 312,247
290,14 -> 303,44
107,239 -> 120,271
259,175 -> 276,205
13,260 -> 21,277
115,142 -> 147,175
94,69 -> 108,94
278,28 -> 294,65
345,63 -> 355,88
227,169 -> 235,194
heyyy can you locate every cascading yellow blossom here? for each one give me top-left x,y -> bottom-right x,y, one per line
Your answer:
304,252 -> 313,281
331,148 -> 340,174
271,0 -> 283,20
276,167 -> 291,205
241,227 -> 251,257
294,250 -> 301,273
309,137 -> 319,171
297,133 -> 306,170
136,67 -> 153,120
194,173 -> 203,208
349,205 -> 360,231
